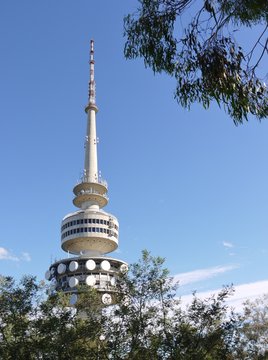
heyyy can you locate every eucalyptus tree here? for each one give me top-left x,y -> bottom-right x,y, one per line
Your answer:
1,254 -> 268,359
236,294 -> 268,359
101,251 -> 239,359
124,0 -> 268,124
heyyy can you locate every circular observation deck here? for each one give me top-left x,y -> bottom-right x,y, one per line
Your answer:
61,210 -> 119,255
73,180 -> 108,209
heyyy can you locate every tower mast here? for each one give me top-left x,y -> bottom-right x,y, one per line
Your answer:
84,40 -> 98,184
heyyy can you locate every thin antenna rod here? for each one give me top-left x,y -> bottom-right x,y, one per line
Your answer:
88,39 -> 96,105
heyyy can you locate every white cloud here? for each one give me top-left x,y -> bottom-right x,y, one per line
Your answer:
173,264 -> 239,286
0,247 -> 31,262
21,252 -> 31,262
180,279 -> 268,312
227,280 -> 268,309
223,241 -> 234,248
0,247 -> 19,261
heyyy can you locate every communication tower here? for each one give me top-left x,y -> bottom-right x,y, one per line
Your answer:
45,41 -> 128,306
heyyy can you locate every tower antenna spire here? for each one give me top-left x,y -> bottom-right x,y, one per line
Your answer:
88,39 -> 96,106
84,39 -> 99,183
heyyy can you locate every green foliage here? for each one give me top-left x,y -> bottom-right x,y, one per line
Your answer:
0,254 -> 267,359
0,275 -> 41,360
105,250 -> 180,359
0,277 -> 104,359
237,294 -> 268,359
124,0 -> 268,124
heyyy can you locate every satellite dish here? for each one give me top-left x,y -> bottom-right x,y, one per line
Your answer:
50,267 -> 55,274
69,261 -> 79,272
101,260 -> 110,271
85,259 -> 96,270
45,270 -> 51,280
69,277 -> 79,288
120,264 -> 128,274
102,293 -> 112,305
57,263 -> 66,274
110,277 -> 116,286
69,293 -> 78,306
86,275 -> 96,286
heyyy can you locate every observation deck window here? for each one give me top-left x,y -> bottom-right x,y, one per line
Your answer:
62,226 -> 118,239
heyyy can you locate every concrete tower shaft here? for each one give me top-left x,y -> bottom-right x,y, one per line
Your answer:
73,40 -> 108,211
84,108 -> 98,183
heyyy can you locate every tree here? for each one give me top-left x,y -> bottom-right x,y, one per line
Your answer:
237,294 -> 268,359
103,250 -> 180,359
124,0 -> 268,124
0,254 -> 268,359
0,275 -> 104,359
166,287 -> 237,360
101,251 -> 239,359
0,275 -> 41,359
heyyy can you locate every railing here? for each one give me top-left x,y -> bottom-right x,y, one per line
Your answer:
79,175 -> 108,189
77,188 -> 108,199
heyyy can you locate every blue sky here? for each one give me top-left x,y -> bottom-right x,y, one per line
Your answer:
0,0 -> 267,307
